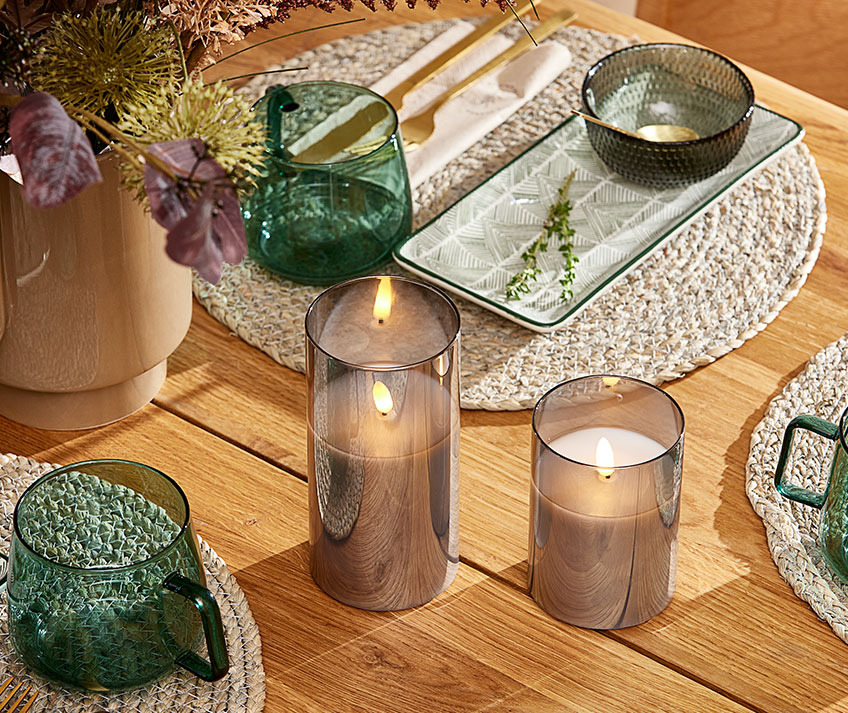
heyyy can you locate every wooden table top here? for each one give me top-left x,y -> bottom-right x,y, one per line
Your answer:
5,1 -> 848,710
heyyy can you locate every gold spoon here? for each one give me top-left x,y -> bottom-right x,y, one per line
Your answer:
571,109 -> 699,142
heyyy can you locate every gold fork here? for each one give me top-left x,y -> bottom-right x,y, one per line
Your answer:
384,0 -> 544,114
0,676 -> 38,713
400,9 -> 577,152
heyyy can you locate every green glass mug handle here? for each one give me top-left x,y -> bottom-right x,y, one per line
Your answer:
0,561 -> 228,682
775,414 -> 838,508
164,573 -> 230,682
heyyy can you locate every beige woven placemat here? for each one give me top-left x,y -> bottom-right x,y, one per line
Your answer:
0,453 -> 265,712
747,336 -> 848,643
194,22 -> 827,411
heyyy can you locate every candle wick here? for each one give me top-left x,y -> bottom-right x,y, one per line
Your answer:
378,318 -> 384,325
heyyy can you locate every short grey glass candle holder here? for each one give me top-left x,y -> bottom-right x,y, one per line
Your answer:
528,375 -> 685,629
305,275 -> 460,611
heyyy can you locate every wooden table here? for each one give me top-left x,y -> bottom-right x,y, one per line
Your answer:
5,1 -> 848,710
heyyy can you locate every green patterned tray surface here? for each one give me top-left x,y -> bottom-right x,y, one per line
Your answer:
394,105 -> 803,332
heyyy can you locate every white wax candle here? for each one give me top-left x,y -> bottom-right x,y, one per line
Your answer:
547,427 -> 666,467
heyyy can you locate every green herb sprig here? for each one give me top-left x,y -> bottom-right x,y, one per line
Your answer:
505,169 -> 579,302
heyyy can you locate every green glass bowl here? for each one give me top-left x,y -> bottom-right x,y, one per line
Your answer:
580,43 -> 755,188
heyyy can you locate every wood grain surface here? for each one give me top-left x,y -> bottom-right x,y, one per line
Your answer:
636,0 -> 848,110
4,0 -> 848,711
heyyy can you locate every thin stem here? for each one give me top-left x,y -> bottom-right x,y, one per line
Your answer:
508,2 -> 536,44
77,118 -> 141,168
168,20 -> 189,82
71,105 -> 178,181
204,17 -> 365,69
214,67 -> 308,84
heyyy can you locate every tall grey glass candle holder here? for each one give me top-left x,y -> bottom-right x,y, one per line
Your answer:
305,275 -> 460,610
528,375 -> 685,629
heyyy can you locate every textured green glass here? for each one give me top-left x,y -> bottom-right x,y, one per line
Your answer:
244,81 -> 413,285
581,43 -> 755,188
775,409 -> 848,585
6,460 -> 228,691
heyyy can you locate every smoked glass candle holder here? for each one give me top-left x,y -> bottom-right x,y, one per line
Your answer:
244,82 -> 413,285
528,375 -> 685,629
305,275 -> 460,610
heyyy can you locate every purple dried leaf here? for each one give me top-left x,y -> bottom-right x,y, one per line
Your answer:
143,162 -> 188,230
9,91 -> 101,208
144,138 -> 247,283
213,180 -> 247,265
146,138 -> 223,183
165,182 -> 224,284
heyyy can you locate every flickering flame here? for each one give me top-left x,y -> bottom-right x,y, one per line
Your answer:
602,376 -> 620,388
595,436 -> 614,480
373,381 -> 393,415
373,277 -> 393,323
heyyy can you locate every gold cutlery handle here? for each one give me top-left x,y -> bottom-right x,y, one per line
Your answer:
384,0 -> 543,112
428,9 -> 577,115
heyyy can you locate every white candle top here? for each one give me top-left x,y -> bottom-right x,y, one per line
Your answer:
547,427 -> 667,467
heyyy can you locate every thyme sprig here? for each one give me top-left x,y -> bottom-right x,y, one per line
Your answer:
505,169 -> 579,302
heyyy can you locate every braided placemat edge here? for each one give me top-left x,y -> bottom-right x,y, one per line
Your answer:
746,335 -> 848,644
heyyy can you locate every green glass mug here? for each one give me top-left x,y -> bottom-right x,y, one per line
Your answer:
3,460 -> 228,691
775,408 -> 848,582
243,81 -> 413,285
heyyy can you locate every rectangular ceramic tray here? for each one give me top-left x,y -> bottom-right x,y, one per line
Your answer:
393,105 -> 804,332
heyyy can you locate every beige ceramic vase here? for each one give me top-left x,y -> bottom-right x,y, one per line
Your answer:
0,156 -> 192,430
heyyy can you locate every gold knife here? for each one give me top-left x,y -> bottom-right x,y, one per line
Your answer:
384,0 -> 545,114
401,9 -> 578,152
290,7 -> 574,164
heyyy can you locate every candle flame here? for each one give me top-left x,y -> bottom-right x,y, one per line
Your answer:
373,381 -> 393,415
602,376 -> 620,388
595,436 -> 614,479
373,277 -> 392,323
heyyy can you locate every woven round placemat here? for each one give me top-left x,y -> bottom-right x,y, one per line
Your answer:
747,336 -> 848,643
194,21 -> 826,411
0,453 -> 265,712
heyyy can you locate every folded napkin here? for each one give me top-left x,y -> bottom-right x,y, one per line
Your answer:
370,21 -> 572,188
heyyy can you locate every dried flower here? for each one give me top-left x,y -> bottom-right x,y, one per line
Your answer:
148,0 -> 509,70
29,6 -> 179,121
150,0 -> 294,67
118,78 -> 267,200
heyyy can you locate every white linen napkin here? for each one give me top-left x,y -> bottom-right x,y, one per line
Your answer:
370,21 -> 572,187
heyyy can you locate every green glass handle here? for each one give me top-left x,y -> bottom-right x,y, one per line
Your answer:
263,85 -> 296,159
774,414 -> 838,508
164,572 -> 229,682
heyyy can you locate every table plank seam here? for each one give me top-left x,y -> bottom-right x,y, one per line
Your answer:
467,554 -> 767,713
152,397 -> 310,482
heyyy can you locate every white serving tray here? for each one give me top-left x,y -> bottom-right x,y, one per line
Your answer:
393,106 -> 804,332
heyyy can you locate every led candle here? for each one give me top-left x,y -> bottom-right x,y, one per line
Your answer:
528,376 -> 685,629
306,276 -> 460,611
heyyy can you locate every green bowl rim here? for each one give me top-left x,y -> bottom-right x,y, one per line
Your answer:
580,42 -> 756,147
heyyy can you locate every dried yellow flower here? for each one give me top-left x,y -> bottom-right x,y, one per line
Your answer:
119,78 -> 267,200
30,7 -> 179,121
